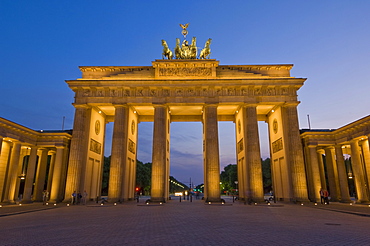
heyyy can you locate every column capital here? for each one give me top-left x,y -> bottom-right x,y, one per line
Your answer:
113,104 -> 129,109
242,103 -> 258,108
324,146 -> 335,151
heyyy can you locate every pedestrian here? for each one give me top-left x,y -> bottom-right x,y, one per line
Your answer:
77,192 -> 82,204
71,191 -> 77,205
42,190 -> 49,205
82,190 -> 88,205
324,189 -> 330,204
319,188 -> 325,204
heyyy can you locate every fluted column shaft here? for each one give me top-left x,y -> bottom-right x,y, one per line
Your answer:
64,105 -> 91,202
203,105 -> 221,202
33,148 -> 49,201
316,150 -> 327,190
325,147 -> 340,201
49,147 -> 65,203
362,138 -> 370,196
108,105 -> 129,202
243,105 -> 264,201
334,145 -> 351,202
282,104 -> 308,201
46,151 -> 56,194
22,146 -> 38,203
151,105 -> 168,202
350,140 -> 369,203
4,142 -> 21,203
308,146 -> 322,202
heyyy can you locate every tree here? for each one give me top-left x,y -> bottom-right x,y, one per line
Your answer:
101,156 -> 111,195
220,164 -> 237,194
261,158 -> 272,193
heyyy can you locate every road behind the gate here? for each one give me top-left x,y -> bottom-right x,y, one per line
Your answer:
1,197 -> 370,245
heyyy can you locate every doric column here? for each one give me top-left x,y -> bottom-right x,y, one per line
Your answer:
243,104 -> 264,202
3,141 -> 21,203
324,147 -> 340,201
350,139 -> 369,203
151,105 -> 168,202
49,147 -> 65,203
307,146 -> 322,202
203,104 -> 221,202
281,103 -> 308,202
108,105 -> 129,202
316,149 -> 327,190
0,137 -> 3,155
334,145 -> 351,202
33,148 -> 49,201
46,150 -> 56,194
63,104 -> 91,202
361,138 -> 370,197
22,146 -> 38,203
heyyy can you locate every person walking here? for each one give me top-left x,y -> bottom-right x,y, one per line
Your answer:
71,191 -> 77,205
82,190 -> 88,205
42,190 -> 49,205
324,189 -> 330,204
319,188 -> 325,204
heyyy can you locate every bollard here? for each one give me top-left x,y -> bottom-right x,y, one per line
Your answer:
137,196 -> 139,203
233,195 -> 235,203
180,196 -> 181,202
190,195 -> 192,202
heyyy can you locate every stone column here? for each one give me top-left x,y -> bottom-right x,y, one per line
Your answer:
203,104 -> 221,202
361,138 -> 370,197
307,146 -> 322,202
3,141 -> 21,203
334,145 -> 351,202
109,105 -> 129,202
325,147 -> 340,201
282,103 -> 309,202
22,146 -> 38,203
49,147 -> 65,203
46,150 -> 56,194
316,150 -> 327,190
151,105 -> 168,202
33,148 -> 49,201
350,139 -> 369,203
0,137 -> 3,156
243,105 -> 264,202
63,104 -> 91,202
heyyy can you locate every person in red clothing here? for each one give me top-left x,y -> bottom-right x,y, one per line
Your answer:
323,189 -> 330,204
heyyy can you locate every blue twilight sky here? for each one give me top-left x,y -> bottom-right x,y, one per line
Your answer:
1,1 -> 369,186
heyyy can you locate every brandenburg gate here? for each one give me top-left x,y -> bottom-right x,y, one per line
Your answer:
64,34 -> 309,203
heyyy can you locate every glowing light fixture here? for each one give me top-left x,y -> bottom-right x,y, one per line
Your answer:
67,204 -> 70,206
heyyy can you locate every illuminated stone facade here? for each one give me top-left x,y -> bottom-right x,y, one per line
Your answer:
65,59 -> 308,203
0,117 -> 71,203
1,59 -> 369,204
301,115 -> 370,203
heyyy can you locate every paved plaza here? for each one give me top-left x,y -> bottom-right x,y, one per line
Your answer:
1,197 -> 370,245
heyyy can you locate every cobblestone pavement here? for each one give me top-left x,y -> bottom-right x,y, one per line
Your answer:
1,197 -> 370,245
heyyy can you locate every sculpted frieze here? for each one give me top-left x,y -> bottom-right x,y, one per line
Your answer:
159,67 -> 212,77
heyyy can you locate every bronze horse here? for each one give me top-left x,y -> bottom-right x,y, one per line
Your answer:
161,40 -> 173,59
200,38 -> 212,59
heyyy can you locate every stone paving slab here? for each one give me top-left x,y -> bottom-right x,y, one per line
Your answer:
1,198 -> 370,245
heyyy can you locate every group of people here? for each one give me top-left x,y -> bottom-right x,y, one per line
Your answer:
319,188 -> 330,204
71,190 -> 88,205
